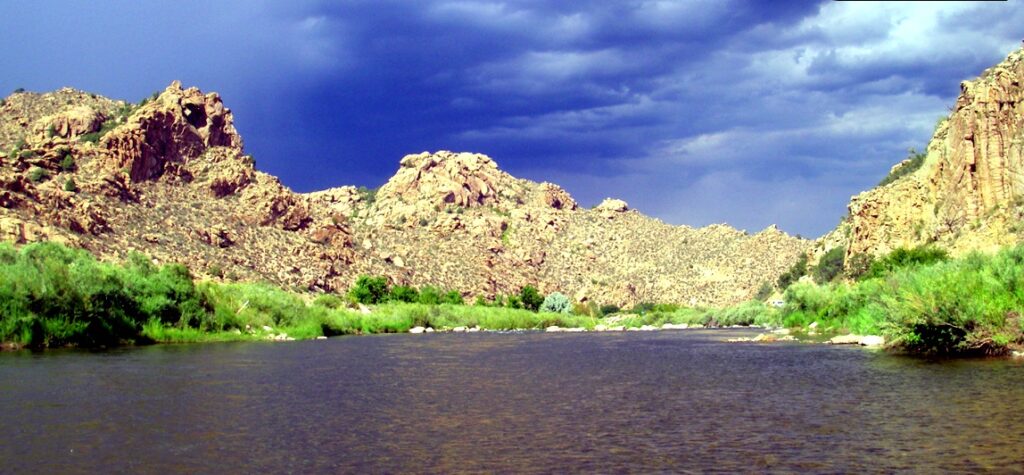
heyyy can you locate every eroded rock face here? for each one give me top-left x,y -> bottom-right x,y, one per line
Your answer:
841,48 -> 1024,258
33,106 -> 106,139
378,151 -> 510,210
103,81 -> 242,182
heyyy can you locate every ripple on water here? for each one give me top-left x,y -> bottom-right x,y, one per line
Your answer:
1,330 -> 1023,473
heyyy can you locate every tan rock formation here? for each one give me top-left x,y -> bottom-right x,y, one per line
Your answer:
836,47 -> 1024,259
102,81 -> 242,182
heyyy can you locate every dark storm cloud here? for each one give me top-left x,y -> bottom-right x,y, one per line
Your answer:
1,1 -> 1021,236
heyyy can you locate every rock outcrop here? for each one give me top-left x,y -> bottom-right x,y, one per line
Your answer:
102,81 -> 242,182
830,47 -> 1024,260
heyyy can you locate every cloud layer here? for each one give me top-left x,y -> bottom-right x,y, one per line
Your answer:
2,0 -> 1022,236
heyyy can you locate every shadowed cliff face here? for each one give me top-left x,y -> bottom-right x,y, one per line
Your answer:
0,82 -> 809,307
825,48 -> 1024,261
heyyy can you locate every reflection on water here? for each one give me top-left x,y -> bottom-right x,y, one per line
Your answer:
2,330 -> 1023,473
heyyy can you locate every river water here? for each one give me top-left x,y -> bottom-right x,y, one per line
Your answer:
2,329 -> 1023,473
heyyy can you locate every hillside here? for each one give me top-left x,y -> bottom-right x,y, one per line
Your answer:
821,47 -> 1024,262
0,81 -> 808,307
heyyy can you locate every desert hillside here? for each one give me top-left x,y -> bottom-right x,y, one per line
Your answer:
0,82 -> 809,307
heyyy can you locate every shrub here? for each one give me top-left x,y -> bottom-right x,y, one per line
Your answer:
356,186 -> 378,206
878,148 -> 927,187
865,245 -> 948,279
63,178 -> 77,192
777,253 -> 808,289
60,154 -> 75,171
845,253 -> 873,280
754,281 -> 773,300
814,246 -> 845,284
313,293 -> 345,309
389,285 -> 419,303
418,286 -> 441,305
519,285 -> 543,311
348,275 -> 389,304
28,167 -> 49,183
599,304 -> 621,315
540,292 -> 571,314
441,290 -> 464,305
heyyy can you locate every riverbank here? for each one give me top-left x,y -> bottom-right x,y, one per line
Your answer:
4,240 -> 1024,356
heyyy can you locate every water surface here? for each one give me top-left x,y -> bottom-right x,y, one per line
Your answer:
2,329 -> 1023,473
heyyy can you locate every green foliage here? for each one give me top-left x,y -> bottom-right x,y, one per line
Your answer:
79,118 -> 122,144
761,244 -> 1024,355
540,292 -> 571,314
878,148 -> 927,187
28,167 -> 49,183
519,285 -> 543,311
0,243 -> 204,347
206,264 -> 224,278
60,154 -> 75,171
599,304 -> 621,316
754,281 -> 773,301
356,186 -> 377,206
63,178 -> 77,192
313,293 -> 345,309
348,275 -> 389,304
441,290 -> 464,305
777,253 -> 808,289
814,246 -> 846,284
418,286 -> 441,305
845,253 -> 873,280
864,245 -> 948,280
388,285 -> 419,303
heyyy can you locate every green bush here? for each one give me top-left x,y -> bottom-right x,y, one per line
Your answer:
540,292 -> 571,314
777,253 -> 808,289
441,290 -> 464,305
389,285 -> 419,303
418,286 -> 441,305
599,304 -> 621,315
28,167 -> 49,183
754,281 -> 773,300
63,178 -> 77,192
878,149 -> 927,187
348,275 -> 389,304
60,154 -> 75,171
814,246 -> 845,284
864,245 -> 948,279
519,285 -> 543,311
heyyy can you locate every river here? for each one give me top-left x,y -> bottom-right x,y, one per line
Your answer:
2,329 -> 1023,473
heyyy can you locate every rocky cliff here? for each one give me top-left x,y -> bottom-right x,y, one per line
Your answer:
822,47 -> 1024,262
0,82 -> 808,307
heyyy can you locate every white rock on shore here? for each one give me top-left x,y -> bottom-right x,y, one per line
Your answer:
661,323 -> 689,330
409,326 -> 426,334
829,334 -> 885,347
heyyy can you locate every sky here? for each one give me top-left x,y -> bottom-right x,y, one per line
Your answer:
2,1 -> 1022,237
